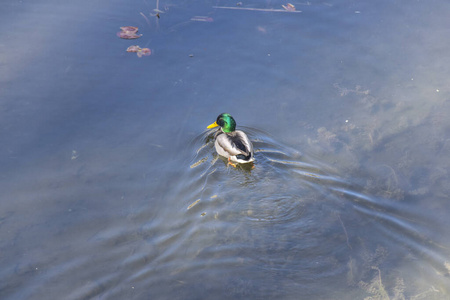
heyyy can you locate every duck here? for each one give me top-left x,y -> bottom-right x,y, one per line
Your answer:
207,113 -> 254,166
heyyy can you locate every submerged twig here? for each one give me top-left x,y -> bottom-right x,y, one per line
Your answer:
337,213 -> 352,250
380,164 -> 399,186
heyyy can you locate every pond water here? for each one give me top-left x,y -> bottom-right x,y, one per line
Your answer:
1,0 -> 450,299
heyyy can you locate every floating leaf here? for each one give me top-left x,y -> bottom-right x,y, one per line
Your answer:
126,45 -> 141,52
126,45 -> 152,57
117,32 -> 142,39
137,48 -> 151,57
120,26 -> 138,33
117,26 -> 142,39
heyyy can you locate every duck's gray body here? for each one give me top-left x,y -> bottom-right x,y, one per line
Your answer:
214,130 -> 254,163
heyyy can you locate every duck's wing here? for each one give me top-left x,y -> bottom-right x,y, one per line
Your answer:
234,130 -> 253,155
216,131 -> 249,156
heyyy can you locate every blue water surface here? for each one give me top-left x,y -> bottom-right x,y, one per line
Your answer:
1,0 -> 450,299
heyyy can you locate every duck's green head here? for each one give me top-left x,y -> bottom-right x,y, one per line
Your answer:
207,113 -> 236,133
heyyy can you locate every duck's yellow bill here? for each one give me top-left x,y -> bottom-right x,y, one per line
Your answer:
207,121 -> 219,129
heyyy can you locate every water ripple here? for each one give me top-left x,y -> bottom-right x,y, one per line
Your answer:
111,127 -> 450,299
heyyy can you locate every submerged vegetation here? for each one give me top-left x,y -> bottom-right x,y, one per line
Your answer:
299,83 -> 450,299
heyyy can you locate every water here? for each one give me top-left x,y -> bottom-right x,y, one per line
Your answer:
1,0 -> 450,299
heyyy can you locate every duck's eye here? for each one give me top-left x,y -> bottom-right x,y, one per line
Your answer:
217,119 -> 225,127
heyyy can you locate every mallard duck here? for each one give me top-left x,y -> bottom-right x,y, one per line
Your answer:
207,113 -> 254,165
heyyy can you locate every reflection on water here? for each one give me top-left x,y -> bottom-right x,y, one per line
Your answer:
1,0 -> 450,299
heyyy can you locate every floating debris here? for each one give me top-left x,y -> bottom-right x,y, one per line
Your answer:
213,6 -> 302,13
187,199 -> 201,210
191,16 -> 214,22
117,26 -> 142,39
152,8 -> 165,16
71,150 -> 78,160
126,45 -> 151,57
282,3 -> 296,11
257,26 -> 267,33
